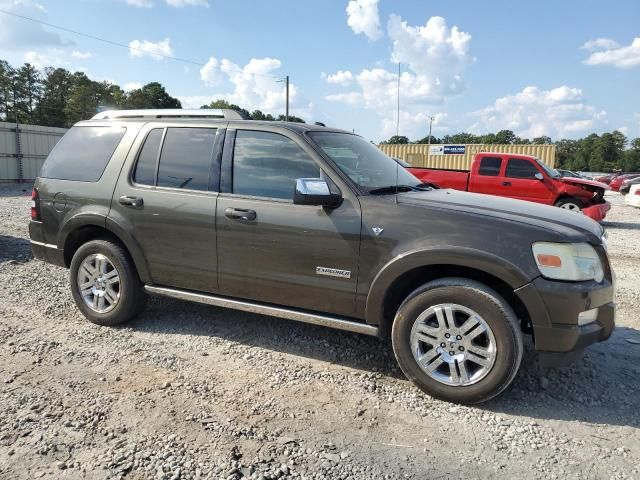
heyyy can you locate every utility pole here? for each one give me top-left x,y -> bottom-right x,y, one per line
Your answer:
396,63 -> 401,137
285,75 -> 289,122
426,115 -> 435,167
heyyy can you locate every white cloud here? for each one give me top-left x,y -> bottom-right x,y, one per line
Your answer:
176,95 -> 214,109
469,86 -> 607,139
326,70 -> 354,85
123,82 -> 142,91
346,0 -> 382,41
165,0 -> 209,6
197,55 -> 311,118
24,49 -> 69,68
128,38 -> 173,60
327,14 -> 473,140
582,37 -> 640,69
71,50 -> 92,59
0,0 -> 67,49
124,0 -> 153,6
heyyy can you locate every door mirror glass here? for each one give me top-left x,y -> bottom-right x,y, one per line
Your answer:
534,172 -> 544,181
294,178 -> 341,207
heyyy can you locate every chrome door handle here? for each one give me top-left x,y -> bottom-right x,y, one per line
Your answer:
224,207 -> 256,221
119,195 -> 144,208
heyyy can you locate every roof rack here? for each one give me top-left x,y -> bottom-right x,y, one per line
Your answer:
91,108 -> 249,120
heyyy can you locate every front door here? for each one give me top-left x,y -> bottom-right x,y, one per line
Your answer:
111,125 -> 222,292
502,158 -> 552,203
216,128 -> 362,317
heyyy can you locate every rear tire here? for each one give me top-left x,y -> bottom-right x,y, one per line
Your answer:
554,197 -> 582,212
391,278 -> 523,404
70,239 -> 147,326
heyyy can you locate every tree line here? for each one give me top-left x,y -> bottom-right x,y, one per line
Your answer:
0,59 -> 303,129
382,129 -> 640,172
2,58 -> 637,172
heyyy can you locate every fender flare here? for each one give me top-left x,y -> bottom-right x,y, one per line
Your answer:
364,247 -> 533,325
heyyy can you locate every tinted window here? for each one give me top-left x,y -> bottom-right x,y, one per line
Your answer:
233,130 -> 319,199
40,126 -> 126,182
506,159 -> 540,179
133,129 -> 163,185
157,128 -> 216,191
478,156 -> 502,176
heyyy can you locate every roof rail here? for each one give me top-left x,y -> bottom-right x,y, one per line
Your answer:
91,108 -> 249,120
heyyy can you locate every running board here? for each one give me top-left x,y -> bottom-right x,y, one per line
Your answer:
144,285 -> 379,337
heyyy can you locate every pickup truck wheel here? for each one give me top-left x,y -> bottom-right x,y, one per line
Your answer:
391,278 -> 523,404
70,239 -> 147,326
554,197 -> 582,212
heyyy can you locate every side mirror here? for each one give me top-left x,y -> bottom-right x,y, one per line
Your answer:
534,172 -> 544,181
294,178 -> 341,207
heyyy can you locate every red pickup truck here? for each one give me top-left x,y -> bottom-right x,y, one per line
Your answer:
406,153 -> 611,221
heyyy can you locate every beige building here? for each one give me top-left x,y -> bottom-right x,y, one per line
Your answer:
378,143 -> 556,170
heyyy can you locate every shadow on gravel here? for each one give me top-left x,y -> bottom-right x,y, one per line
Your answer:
0,234 -> 33,263
0,184 -> 32,197
488,325 -> 640,429
601,220 -> 640,230
127,296 -> 640,428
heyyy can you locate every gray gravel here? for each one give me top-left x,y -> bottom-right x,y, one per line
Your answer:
0,184 -> 639,479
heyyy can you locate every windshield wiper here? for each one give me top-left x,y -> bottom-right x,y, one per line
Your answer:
369,183 -> 433,195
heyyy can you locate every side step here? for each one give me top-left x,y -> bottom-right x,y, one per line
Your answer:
144,285 -> 379,337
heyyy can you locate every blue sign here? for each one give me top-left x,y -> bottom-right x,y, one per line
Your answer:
443,145 -> 466,155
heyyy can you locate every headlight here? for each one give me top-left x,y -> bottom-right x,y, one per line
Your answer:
532,242 -> 604,282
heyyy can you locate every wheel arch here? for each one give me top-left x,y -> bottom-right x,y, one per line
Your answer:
365,249 -> 533,337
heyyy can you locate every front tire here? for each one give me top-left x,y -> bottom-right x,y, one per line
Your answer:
391,278 -> 523,404
70,239 -> 147,326
554,197 -> 582,212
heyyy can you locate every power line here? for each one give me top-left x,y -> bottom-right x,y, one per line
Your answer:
0,8 -> 282,80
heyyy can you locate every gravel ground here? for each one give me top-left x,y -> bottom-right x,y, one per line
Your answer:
0,184 -> 638,479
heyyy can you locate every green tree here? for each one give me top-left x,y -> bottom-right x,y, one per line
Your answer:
442,132 -> 478,144
13,63 -> 42,123
494,129 -> 517,144
414,135 -> 441,144
555,139 -> 579,169
383,135 -> 409,144
125,82 -> 181,109
0,60 -> 14,121
276,114 -> 305,123
36,67 -> 73,127
532,136 -> 552,145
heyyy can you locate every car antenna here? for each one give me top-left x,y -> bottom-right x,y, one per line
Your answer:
395,62 -> 401,205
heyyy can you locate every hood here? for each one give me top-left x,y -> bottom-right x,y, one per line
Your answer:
559,177 -> 610,190
396,188 -> 604,241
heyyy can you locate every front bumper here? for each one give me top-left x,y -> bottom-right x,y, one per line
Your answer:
515,275 -> 615,364
583,201 -> 611,221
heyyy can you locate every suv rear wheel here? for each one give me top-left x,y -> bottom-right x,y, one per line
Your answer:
554,197 -> 582,212
70,239 -> 147,326
392,278 -> 523,404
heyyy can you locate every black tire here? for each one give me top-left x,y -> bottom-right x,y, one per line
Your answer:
391,278 -> 523,404
554,197 -> 583,212
70,239 -> 147,326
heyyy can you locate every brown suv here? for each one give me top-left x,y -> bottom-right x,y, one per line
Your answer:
29,109 -> 615,404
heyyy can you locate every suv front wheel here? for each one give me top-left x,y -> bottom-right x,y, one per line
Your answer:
392,278 -> 523,404
70,239 -> 147,326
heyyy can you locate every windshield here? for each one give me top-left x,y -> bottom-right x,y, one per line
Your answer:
308,132 -> 421,192
536,158 -> 560,178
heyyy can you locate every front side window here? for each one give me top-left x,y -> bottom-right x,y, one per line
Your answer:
478,157 -> 502,176
232,130 -> 320,200
308,132 -> 420,192
40,126 -> 126,182
506,159 -> 540,179
156,128 -> 216,191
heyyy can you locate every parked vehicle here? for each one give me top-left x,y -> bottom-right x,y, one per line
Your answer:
625,184 -> 640,207
556,169 -> 589,179
30,110 -> 615,404
406,153 -> 611,221
594,174 -> 614,185
620,176 -> 640,196
610,173 -> 640,192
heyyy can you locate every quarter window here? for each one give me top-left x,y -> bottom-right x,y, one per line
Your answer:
477,157 -> 502,176
232,130 -> 320,200
133,129 -> 163,185
506,159 -> 540,179
156,128 -> 216,191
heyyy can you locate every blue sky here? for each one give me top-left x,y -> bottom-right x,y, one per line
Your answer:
0,0 -> 638,142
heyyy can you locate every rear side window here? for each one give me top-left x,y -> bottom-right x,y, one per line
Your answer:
478,156 -> 502,176
133,129 -> 163,185
40,126 -> 126,182
232,130 -> 320,200
506,158 -> 539,179
156,128 -> 216,191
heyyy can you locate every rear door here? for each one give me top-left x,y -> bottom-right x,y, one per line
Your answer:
110,123 -> 223,293
468,155 -> 504,195
215,127 -> 362,317
502,158 -> 552,203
